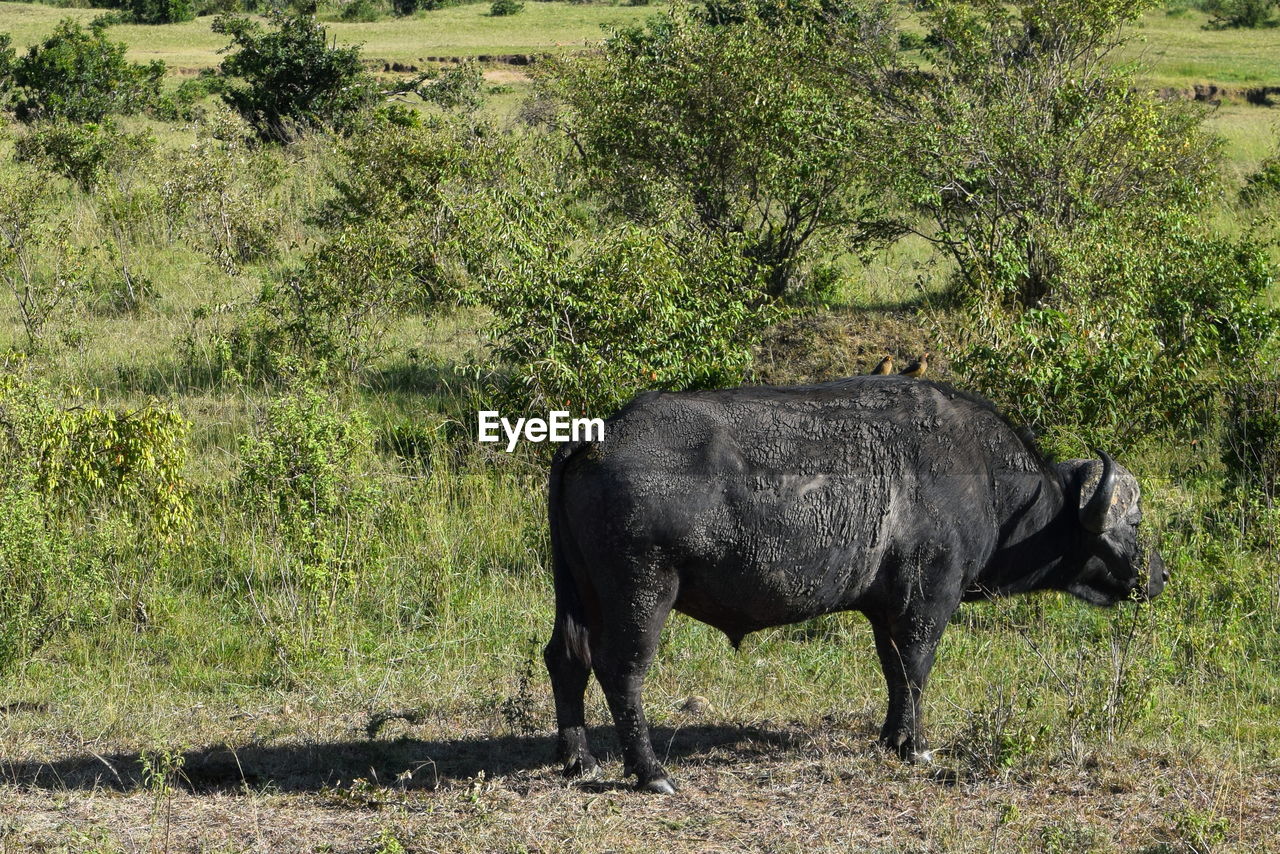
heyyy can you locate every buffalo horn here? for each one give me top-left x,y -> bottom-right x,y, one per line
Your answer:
1079,450 -> 1117,534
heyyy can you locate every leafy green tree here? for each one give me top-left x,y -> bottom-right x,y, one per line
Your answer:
539,0 -> 899,298
490,0 -> 524,14
212,11 -> 379,142
867,0 -> 1219,307
10,19 -> 164,123
840,0 -> 1277,449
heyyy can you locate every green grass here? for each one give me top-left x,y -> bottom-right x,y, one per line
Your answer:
1207,102 -> 1280,183
1,2 -> 1277,87
0,2 -> 658,68
1119,9 -> 1280,88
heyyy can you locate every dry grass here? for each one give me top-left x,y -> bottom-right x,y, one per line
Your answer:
2,703 -> 1276,853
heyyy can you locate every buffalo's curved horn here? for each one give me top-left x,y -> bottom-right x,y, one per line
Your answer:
1079,450 -> 1117,534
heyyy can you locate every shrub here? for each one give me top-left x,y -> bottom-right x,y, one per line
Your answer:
0,165 -> 92,350
224,113 -> 510,377
1223,379 -> 1280,505
10,18 -> 164,123
14,119 -> 155,192
1240,149 -> 1280,206
417,61 -> 483,112
869,0 -> 1219,307
320,112 -> 517,290
196,0 -> 259,14
212,11 -> 379,142
340,0 -> 382,20
232,222 -> 423,376
127,0 -> 196,23
0,33 -> 14,88
949,216 -> 1278,453
487,226 -> 780,417
157,113 -> 284,272
490,0 -> 524,14
539,0 -> 898,298
236,377 -> 380,632
0,360 -> 191,675
1201,0 -> 1277,27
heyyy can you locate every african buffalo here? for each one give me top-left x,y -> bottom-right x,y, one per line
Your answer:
544,376 -> 1167,793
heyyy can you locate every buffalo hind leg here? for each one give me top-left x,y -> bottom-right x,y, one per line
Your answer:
868,610 -> 949,763
545,625 -> 598,778
593,574 -> 678,793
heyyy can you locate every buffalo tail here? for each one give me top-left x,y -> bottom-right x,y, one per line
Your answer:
549,441 -> 593,669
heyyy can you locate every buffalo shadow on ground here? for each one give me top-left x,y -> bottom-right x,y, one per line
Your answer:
0,722 -> 824,795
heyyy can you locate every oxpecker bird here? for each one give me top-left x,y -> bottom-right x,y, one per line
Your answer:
900,352 -> 929,378
870,355 -> 893,375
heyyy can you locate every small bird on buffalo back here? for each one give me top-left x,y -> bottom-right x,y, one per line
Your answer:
869,355 -> 893,375
900,352 -> 929,378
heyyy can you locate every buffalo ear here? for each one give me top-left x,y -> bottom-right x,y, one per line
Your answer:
1078,451 -> 1118,535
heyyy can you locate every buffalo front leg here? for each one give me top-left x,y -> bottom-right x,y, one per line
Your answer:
592,573 -> 678,794
868,610 -> 949,763
544,626 -> 597,778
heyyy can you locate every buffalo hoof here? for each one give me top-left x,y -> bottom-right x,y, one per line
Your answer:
638,776 -> 677,795
561,754 -> 599,779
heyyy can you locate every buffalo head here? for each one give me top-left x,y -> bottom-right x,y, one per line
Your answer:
1059,451 -> 1167,605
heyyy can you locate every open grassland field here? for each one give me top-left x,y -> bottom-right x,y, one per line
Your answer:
0,1 -> 657,68
0,1 -> 1277,85
1117,9 -> 1280,89
1,1 -> 1279,851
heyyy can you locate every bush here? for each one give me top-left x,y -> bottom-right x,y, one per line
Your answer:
490,0 -> 523,14
231,222 -> 423,376
14,119 -> 155,192
0,360 -> 191,675
9,18 -> 164,123
339,0 -> 382,20
0,165 -> 92,350
212,11 -> 379,142
157,113 -> 284,272
487,226 -> 779,417
869,0 -> 1219,307
539,0 -> 897,298
319,112 -> 516,291
236,376 -> 380,632
950,217 -> 1279,453
1223,380 -> 1280,505
223,113 -> 509,378
127,0 -> 196,23
0,33 -> 14,90
417,61 -> 483,112
1240,149 -> 1280,206
1201,0 -> 1277,27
